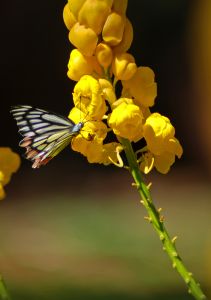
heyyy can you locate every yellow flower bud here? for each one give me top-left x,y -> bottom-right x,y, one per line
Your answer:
73,75 -> 107,120
112,53 -> 137,80
78,0 -> 112,35
95,43 -> 113,68
69,22 -> 98,56
108,98 -> 143,142
67,49 -> 94,81
63,4 -> 77,30
143,113 -> 183,157
68,0 -> 86,18
122,67 -> 157,107
113,18 -> 133,54
112,0 -> 128,15
102,12 -> 125,46
99,78 -> 116,104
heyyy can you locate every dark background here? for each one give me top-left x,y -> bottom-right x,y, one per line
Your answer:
0,1 -> 211,300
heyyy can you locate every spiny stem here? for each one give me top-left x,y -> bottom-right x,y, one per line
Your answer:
120,137 -> 206,300
0,275 -> 11,300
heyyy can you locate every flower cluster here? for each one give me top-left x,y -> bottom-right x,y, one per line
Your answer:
0,148 -> 20,200
63,0 -> 182,173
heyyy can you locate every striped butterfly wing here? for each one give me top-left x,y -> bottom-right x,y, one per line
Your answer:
11,105 -> 83,168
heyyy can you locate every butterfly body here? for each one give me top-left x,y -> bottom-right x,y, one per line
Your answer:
11,105 -> 84,168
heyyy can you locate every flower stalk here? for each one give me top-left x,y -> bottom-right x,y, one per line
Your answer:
120,137 -> 206,300
0,275 -> 11,300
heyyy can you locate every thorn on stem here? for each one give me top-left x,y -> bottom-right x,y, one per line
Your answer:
159,234 -> 165,241
172,251 -> 178,257
171,236 -> 178,244
160,215 -> 164,222
172,262 -> 176,269
144,216 -> 152,223
147,182 -> 152,189
185,277 -> 191,284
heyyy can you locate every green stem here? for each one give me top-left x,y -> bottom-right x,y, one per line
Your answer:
120,137 -> 206,300
0,275 -> 11,300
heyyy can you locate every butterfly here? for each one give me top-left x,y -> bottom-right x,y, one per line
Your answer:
11,105 -> 84,168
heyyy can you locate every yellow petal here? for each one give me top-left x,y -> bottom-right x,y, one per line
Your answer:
113,18 -> 133,54
112,52 -> 137,80
69,23 -> 98,56
63,4 -> 77,30
154,152 -> 175,174
102,12 -> 125,46
95,43 -> 113,69
122,67 -> 157,107
78,0 -> 112,35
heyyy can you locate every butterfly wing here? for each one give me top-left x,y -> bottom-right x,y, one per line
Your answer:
11,105 -> 80,168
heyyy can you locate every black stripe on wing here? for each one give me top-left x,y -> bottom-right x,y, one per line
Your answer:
11,105 -> 75,138
10,105 -> 77,168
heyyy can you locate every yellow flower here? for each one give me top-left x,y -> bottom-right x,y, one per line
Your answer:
69,22 -> 98,56
63,3 -> 77,30
102,12 -> 125,46
95,43 -> 113,69
122,67 -> 157,107
78,0 -> 112,35
143,113 -> 181,155
141,113 -> 183,174
113,18 -> 133,54
112,52 -> 137,80
0,147 -> 20,200
67,49 -> 102,81
73,75 -> 107,120
108,98 -> 143,142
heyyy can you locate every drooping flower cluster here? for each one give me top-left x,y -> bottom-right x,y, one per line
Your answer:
0,148 -> 20,200
63,0 -> 183,173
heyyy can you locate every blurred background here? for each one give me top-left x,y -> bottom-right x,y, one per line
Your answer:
0,0 -> 211,299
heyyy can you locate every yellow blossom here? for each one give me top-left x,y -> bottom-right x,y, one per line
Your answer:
69,23 -> 98,56
99,78 -> 116,104
113,18 -> 133,54
144,113 -> 178,155
112,52 -> 137,80
108,98 -> 143,142
102,12 -> 125,46
0,148 -> 20,200
67,49 -> 102,81
78,0 -> 112,35
122,67 -> 157,107
73,75 -> 107,120
63,3 -> 77,30
95,43 -> 113,69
